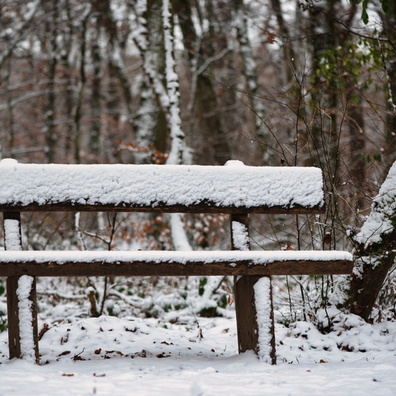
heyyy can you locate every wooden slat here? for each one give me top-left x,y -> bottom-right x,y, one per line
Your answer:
0,202 -> 325,214
6,275 -> 21,359
0,257 -> 353,277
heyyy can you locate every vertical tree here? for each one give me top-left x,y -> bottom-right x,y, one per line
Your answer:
172,0 -> 232,164
234,0 -> 269,160
378,1 -> 396,166
89,13 -> 102,159
132,0 -> 169,160
41,0 -> 59,163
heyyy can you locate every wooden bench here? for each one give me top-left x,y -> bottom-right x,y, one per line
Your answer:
0,159 -> 353,364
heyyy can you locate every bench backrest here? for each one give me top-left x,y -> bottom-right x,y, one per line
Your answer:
0,159 -> 325,214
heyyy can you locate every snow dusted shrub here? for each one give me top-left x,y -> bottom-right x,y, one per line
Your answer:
272,273 -> 349,330
249,211 -> 351,328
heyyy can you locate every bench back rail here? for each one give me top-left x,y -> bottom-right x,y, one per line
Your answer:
0,160 -> 325,213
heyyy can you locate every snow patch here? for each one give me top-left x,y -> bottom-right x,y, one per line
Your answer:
355,161 -> 396,245
17,275 -> 36,361
231,221 -> 249,251
4,219 -> 22,251
254,277 -> 273,364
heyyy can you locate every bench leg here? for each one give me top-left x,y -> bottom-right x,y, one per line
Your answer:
7,276 -> 21,359
4,212 -> 39,363
234,275 -> 276,364
7,275 -> 39,362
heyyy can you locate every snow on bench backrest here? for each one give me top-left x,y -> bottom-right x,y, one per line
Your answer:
0,159 -> 325,213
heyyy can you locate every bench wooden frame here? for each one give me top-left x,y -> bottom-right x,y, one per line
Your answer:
0,160 -> 353,364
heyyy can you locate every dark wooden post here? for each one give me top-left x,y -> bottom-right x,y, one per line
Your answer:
231,213 -> 276,364
4,212 -> 39,362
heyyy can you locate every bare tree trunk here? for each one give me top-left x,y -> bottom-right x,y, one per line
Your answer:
234,0 -> 268,160
269,0 -> 297,83
163,0 -> 188,165
132,0 -> 169,158
90,0 -> 135,162
73,11 -> 90,164
340,5 -> 367,218
43,0 -> 59,163
172,0 -> 231,165
89,15 -> 102,159
4,58 -> 15,156
380,2 -> 396,167
61,0 -> 78,162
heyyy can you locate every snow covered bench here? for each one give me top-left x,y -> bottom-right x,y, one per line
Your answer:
0,159 -> 353,364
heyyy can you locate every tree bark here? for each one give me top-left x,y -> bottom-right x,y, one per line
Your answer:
172,0 -> 231,164
347,160 -> 396,320
379,2 -> 396,167
43,0 -> 59,163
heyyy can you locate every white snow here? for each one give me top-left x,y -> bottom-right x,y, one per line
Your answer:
4,219 -> 22,251
355,160 -> 396,245
0,160 -> 324,210
231,221 -> 250,251
16,275 -> 36,361
254,277 -> 273,364
0,314 -> 395,395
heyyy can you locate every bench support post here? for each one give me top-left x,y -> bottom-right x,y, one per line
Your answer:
231,213 -> 276,364
6,275 -> 21,358
4,212 -> 39,363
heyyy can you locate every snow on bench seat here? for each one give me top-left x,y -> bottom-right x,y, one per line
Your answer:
0,159 -> 325,213
0,250 -> 353,277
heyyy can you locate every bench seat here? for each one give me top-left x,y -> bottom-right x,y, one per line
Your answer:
0,250 -> 353,277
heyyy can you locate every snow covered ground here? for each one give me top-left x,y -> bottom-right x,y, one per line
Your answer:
0,313 -> 395,395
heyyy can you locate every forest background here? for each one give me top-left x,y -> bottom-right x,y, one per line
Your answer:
0,0 -> 395,336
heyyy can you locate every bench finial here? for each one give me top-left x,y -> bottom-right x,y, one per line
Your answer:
225,160 -> 245,167
0,158 -> 18,166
